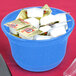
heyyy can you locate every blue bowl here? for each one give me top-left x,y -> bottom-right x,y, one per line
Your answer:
1,7 -> 75,72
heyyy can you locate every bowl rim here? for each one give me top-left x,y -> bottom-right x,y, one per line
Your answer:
1,7 -> 75,42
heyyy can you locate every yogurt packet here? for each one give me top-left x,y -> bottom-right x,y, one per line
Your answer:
4,19 -> 30,34
19,25 -> 42,39
16,9 -> 27,20
42,4 -> 52,16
